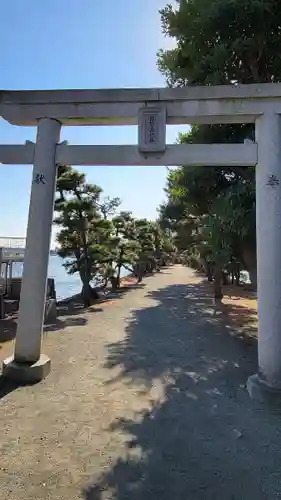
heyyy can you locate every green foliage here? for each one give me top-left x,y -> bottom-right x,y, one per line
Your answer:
54,166 -> 116,304
110,212 -> 140,282
156,0 -> 280,291
159,136 -> 256,284
54,166 -> 175,303
158,0 -> 281,87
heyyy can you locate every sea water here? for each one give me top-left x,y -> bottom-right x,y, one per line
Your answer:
48,256 -> 82,301
11,255 -> 129,301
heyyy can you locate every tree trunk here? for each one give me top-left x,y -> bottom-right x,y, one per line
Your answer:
235,263 -> 240,286
213,266 -> 223,300
81,282 -> 94,307
116,264 -> 122,288
110,276 -> 119,292
137,268 -> 144,282
242,244 -> 257,290
206,262 -> 214,283
248,267 -> 257,290
80,270 -> 99,307
205,261 -> 213,281
222,271 -> 229,285
134,262 -> 144,282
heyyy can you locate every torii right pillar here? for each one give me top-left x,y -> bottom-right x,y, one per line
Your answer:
247,111 -> 281,400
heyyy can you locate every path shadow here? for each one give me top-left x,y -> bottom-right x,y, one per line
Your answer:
84,282 -> 281,500
0,317 -> 17,343
0,281 -> 146,341
0,375 -> 36,400
48,283 -> 145,333
106,283 -> 145,301
223,285 -> 257,301
0,377 -> 21,399
44,315 -> 90,333
104,282 -> 257,387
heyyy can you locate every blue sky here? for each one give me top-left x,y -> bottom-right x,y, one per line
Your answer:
0,0 -> 188,245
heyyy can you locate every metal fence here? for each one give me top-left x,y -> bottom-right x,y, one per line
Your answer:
0,237 -> 26,249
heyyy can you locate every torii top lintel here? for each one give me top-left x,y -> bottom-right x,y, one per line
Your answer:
1,83 -> 281,126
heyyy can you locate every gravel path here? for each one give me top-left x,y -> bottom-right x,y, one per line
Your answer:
1,265 -> 281,500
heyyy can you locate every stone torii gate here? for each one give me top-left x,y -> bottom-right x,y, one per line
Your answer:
0,83 -> 280,400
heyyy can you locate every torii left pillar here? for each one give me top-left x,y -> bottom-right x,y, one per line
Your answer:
3,118 -> 61,383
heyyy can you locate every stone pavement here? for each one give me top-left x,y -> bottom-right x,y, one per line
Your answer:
1,266 -> 281,500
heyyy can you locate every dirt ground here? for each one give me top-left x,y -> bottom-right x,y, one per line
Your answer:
1,265 -> 281,500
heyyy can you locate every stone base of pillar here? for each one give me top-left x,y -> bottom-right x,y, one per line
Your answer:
247,374 -> 281,404
2,354 -> 51,384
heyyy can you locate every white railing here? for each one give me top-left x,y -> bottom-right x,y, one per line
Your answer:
0,237 -> 26,261
0,236 -> 26,249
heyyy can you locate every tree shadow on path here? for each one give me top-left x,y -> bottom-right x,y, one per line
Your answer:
84,281 -> 281,500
